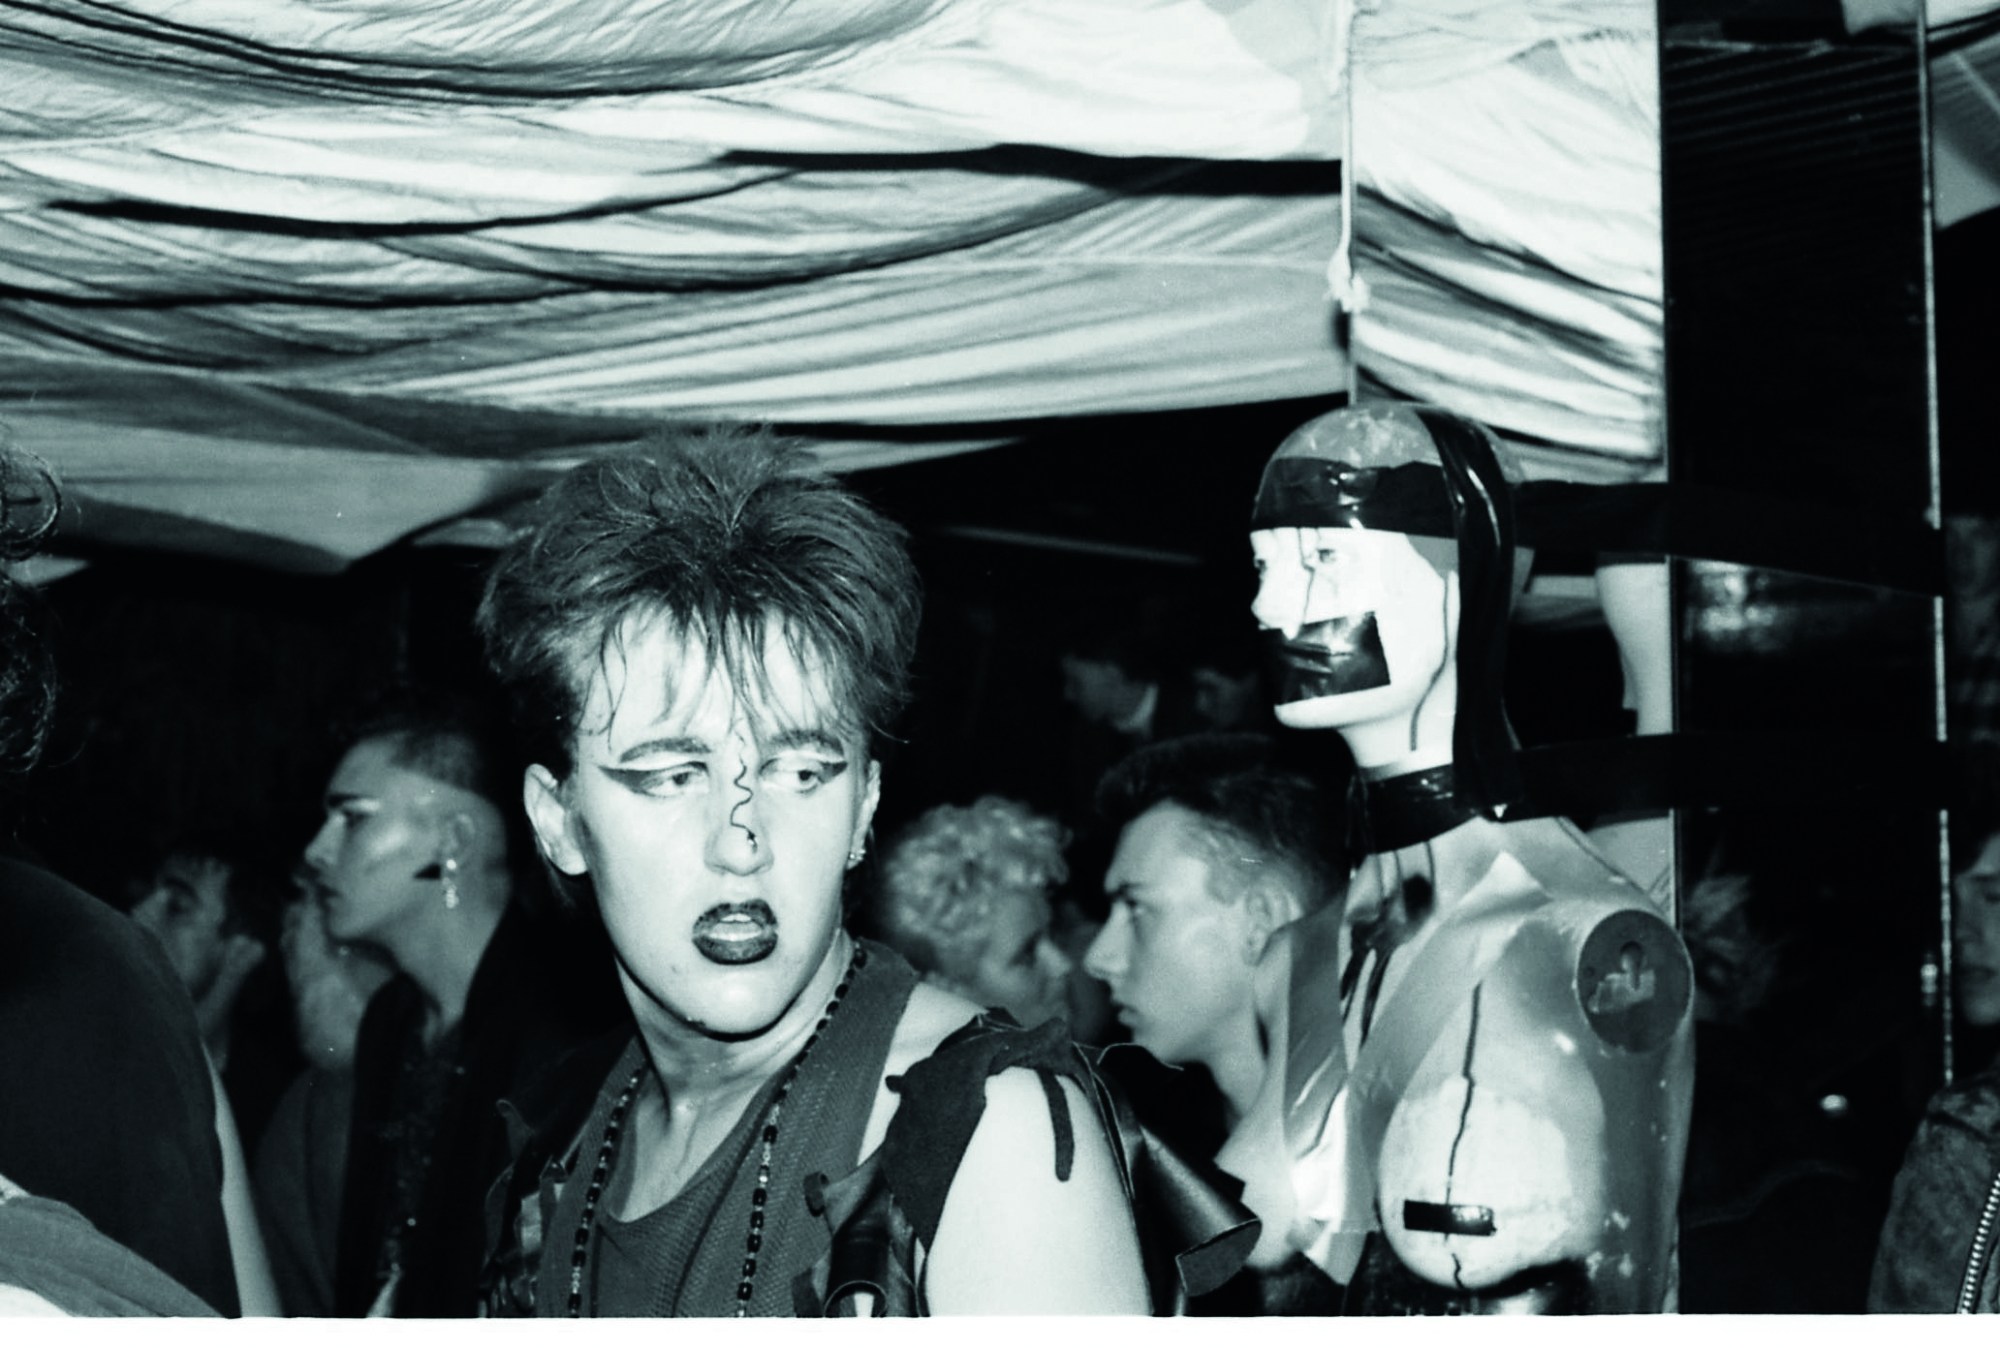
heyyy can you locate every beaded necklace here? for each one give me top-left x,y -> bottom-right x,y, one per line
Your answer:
566,941 -> 869,1318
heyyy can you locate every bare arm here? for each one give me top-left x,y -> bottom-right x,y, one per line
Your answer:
922,1068 -> 1148,1315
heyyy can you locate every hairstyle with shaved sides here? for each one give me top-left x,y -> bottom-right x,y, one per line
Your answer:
476,426 -> 922,778
1096,733 -> 1348,920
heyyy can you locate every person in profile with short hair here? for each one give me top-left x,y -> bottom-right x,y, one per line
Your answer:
869,796 -> 1076,1029
1084,732 -> 1349,1314
304,693 -> 619,1317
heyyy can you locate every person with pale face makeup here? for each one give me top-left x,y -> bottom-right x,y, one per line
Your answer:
303,698 -> 619,1318
476,432 -> 1153,1319
1220,404 -> 1695,1315
871,796 -> 1076,1029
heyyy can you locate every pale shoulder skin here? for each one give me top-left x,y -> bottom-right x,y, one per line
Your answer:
877,981 -> 1150,1315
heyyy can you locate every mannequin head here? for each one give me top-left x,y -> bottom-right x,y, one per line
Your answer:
1249,405 -> 1528,789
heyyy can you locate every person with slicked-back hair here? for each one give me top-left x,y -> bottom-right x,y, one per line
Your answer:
1085,733 -> 1349,1315
473,428 -> 1162,1318
0,437 -> 240,1315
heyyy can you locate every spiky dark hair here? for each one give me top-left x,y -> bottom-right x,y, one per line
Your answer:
476,426 -> 922,776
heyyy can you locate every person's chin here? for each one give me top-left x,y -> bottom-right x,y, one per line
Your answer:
320,907 -> 359,946
659,951 -> 824,1041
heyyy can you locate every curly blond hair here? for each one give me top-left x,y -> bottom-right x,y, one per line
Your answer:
872,797 -> 1068,976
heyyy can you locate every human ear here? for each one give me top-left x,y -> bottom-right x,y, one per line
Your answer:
436,810 -> 479,869
849,759 -> 883,864
1239,876 -> 1300,964
523,765 -> 587,876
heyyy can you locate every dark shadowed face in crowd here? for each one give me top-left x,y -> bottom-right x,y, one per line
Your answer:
130,853 -> 234,998
1190,666 -> 1263,733
1061,656 -> 1142,728
1085,802 -> 1264,1071
1958,831 -> 2000,1027
526,614 -> 880,1043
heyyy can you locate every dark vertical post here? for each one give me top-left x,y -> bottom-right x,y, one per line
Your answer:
1658,0 -> 1943,1309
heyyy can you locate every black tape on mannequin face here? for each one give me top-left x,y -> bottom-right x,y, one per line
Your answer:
1263,613 -> 1393,703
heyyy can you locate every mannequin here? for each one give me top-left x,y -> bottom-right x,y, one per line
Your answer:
1219,403 -> 1695,1313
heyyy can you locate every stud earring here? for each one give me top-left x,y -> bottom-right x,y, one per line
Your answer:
846,844 -> 866,869
441,856 -> 461,910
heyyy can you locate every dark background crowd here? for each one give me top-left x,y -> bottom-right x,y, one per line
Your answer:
2,202 -> 1999,1312
0,396 -> 1983,1315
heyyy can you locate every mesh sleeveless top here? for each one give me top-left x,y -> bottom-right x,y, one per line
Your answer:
557,943 -> 917,1317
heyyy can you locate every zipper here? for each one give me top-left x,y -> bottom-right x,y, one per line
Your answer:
1957,1163 -> 2000,1313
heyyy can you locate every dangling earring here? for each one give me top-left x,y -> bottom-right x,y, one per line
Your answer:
441,856 -> 461,911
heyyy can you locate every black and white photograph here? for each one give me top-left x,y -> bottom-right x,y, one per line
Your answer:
0,0 -> 1997,1327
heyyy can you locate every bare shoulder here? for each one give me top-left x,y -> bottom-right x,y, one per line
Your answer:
858,980 -> 982,1158
927,1061 -> 1147,1312
888,980 -> 983,1079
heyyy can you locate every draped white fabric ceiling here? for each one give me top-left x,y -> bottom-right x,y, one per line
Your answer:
0,0 -> 1988,569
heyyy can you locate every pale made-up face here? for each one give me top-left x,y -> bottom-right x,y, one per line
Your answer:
1957,831 -> 2000,1027
527,616 -> 880,1042
936,884 -> 1074,1029
1085,802 -> 1263,1071
130,853 -> 234,998
1249,525 -> 1452,733
303,738 -> 455,950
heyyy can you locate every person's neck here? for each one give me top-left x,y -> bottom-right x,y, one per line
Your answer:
1203,1007 -> 1268,1130
388,899 -> 506,1045
630,931 -> 855,1113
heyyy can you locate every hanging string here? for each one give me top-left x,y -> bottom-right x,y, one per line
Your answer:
1325,0 -> 1369,405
